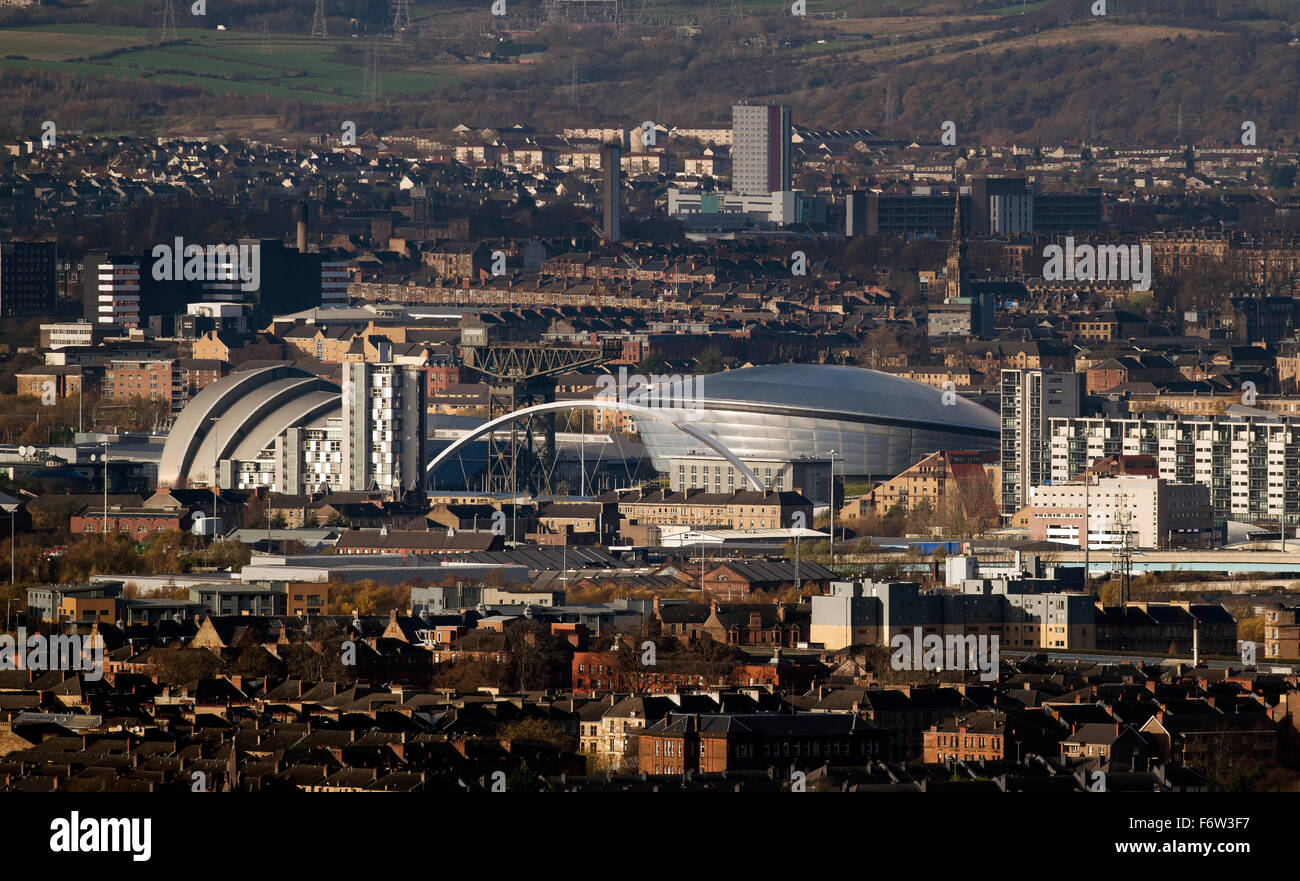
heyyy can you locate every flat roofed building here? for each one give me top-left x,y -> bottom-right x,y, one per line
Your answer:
1029,476 -> 1213,550
667,454 -> 832,503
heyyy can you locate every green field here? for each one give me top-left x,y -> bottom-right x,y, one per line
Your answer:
986,0 -> 1054,14
0,24 -> 462,102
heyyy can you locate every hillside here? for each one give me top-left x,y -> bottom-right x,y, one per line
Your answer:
0,0 -> 1296,144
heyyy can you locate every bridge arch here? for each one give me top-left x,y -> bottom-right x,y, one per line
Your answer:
425,400 -> 766,491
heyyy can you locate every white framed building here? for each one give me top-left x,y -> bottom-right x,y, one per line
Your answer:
1049,414 -> 1300,527
86,255 -> 141,328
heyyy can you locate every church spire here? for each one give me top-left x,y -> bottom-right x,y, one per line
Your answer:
950,172 -> 965,260
945,172 -> 968,301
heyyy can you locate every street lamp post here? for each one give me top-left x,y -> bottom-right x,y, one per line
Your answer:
1,502 -> 17,587
1083,470 -> 1092,591
91,442 -> 109,534
828,449 -> 839,569
794,530 -> 801,595
208,417 -> 223,542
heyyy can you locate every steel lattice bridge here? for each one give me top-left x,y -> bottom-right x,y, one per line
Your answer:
426,399 -> 765,493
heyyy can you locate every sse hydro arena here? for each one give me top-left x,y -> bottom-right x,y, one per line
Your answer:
635,364 -> 999,479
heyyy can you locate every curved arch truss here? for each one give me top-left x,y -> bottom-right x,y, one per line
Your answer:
425,400 -> 766,491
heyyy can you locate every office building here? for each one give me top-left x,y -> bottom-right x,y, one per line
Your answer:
1029,476 -> 1213,550
321,260 -> 351,305
85,240 -> 322,330
83,254 -> 142,328
666,188 -> 821,228
40,321 -> 109,349
205,239 -> 323,320
0,241 -> 57,317
666,454 -> 832,503
970,177 -> 1033,235
847,187 -> 1102,237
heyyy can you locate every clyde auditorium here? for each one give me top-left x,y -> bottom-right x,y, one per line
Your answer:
633,364 -> 999,479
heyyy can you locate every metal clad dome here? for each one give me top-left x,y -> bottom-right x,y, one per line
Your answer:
635,364 -> 999,479
690,364 -> 998,432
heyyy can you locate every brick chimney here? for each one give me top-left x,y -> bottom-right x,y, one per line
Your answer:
776,602 -> 786,623
652,595 -> 661,618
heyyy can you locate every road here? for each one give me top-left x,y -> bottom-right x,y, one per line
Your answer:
1001,648 -> 1295,674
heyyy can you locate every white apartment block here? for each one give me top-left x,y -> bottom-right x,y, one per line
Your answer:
1049,415 -> 1300,526
341,353 -> 426,494
731,103 -> 791,196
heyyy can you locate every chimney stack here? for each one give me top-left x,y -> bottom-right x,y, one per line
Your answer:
296,202 -> 308,252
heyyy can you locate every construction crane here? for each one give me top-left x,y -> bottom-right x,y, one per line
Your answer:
460,327 -> 622,496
